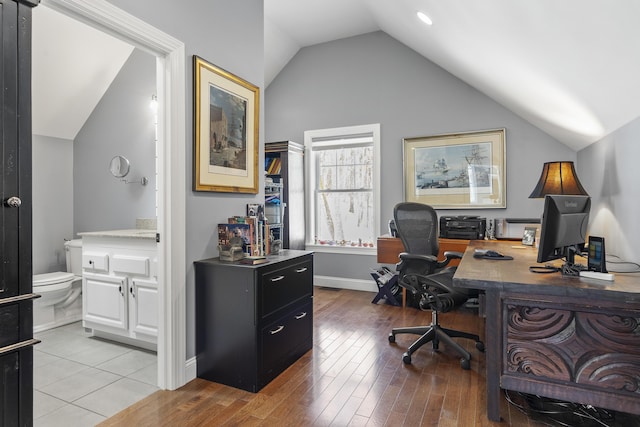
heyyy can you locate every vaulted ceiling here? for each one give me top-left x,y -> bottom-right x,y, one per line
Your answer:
33,1 -> 640,152
32,6 -> 133,141
265,0 -> 640,151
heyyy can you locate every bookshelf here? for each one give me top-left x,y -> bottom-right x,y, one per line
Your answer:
265,141 -> 305,250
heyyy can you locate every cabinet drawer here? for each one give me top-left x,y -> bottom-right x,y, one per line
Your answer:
82,252 -> 109,272
260,258 -> 313,318
113,255 -> 150,276
260,300 -> 312,387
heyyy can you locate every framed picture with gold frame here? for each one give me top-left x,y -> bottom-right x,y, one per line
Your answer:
193,55 -> 259,193
403,128 -> 506,209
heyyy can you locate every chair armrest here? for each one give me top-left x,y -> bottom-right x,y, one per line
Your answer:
439,251 -> 463,268
398,252 -> 439,264
443,251 -> 463,259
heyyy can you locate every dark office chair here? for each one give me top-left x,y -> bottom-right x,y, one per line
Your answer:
388,202 -> 484,369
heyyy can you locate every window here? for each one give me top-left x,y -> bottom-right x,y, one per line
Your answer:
304,124 -> 380,252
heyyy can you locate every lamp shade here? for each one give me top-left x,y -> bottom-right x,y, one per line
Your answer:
528,161 -> 588,198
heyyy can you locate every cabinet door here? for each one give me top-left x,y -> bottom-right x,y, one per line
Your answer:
83,274 -> 128,330
130,278 -> 158,337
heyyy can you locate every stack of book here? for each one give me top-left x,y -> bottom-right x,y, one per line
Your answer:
218,205 -> 272,258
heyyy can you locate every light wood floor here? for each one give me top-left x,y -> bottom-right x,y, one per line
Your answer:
99,287 -> 545,426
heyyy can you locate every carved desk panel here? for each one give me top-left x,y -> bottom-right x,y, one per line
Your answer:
504,297 -> 640,400
454,240 -> 640,422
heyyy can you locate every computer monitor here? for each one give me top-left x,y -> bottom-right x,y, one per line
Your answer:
537,195 -> 591,274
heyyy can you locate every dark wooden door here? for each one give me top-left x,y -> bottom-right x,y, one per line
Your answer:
1,1 -> 39,425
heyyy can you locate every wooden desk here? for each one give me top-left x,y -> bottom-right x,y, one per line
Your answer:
376,236 -> 469,265
454,240 -> 640,422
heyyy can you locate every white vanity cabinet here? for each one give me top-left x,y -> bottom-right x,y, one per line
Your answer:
79,230 -> 158,348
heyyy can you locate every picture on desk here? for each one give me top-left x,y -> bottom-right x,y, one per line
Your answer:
522,226 -> 537,246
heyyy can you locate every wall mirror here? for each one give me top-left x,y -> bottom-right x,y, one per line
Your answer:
110,155 -> 131,178
109,155 -> 149,185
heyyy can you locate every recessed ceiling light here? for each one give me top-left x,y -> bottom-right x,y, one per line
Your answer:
417,11 -> 433,26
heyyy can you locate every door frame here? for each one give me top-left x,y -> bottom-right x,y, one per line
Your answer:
41,0 -> 187,390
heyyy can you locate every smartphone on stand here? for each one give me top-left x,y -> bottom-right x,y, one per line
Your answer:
587,236 -> 607,273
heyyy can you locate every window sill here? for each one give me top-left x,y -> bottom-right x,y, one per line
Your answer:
305,244 -> 376,256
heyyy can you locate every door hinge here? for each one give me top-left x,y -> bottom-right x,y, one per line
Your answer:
156,233 -> 160,243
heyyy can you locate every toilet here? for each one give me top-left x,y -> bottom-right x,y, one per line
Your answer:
33,239 -> 83,332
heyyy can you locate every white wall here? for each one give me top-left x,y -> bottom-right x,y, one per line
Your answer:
578,116 -> 640,264
74,48 -> 157,234
104,0 -> 265,360
32,135 -> 74,274
266,31 -> 576,282
32,48 -> 156,275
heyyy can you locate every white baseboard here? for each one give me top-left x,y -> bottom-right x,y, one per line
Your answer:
185,356 -> 197,383
313,275 -> 377,293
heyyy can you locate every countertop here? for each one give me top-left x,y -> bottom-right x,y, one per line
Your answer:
78,229 -> 156,240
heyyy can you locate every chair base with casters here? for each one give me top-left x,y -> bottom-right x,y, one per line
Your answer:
388,303 -> 485,370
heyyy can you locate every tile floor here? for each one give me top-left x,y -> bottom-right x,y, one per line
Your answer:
34,322 -> 158,426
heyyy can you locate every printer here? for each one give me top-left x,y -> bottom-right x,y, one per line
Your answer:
439,216 -> 486,240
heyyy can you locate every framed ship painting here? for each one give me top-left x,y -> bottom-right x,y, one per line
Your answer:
403,129 -> 506,209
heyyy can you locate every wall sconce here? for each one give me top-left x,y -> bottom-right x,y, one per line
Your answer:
528,161 -> 588,198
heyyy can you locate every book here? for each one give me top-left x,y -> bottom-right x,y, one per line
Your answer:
217,223 -> 252,254
239,256 -> 268,265
265,156 -> 282,175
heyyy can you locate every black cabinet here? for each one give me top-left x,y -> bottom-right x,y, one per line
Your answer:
265,141 -> 305,250
195,250 -> 313,392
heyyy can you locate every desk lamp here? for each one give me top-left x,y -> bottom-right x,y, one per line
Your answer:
528,161 -> 589,198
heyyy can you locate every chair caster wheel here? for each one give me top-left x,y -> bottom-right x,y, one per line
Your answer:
402,353 -> 412,364
476,341 -> 485,352
388,334 -> 396,343
460,358 -> 470,370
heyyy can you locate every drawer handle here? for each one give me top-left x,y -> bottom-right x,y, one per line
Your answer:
270,325 -> 285,335
270,275 -> 285,282
295,312 -> 307,320
295,267 -> 308,273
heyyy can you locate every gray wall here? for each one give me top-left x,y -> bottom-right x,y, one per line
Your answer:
104,0 -> 265,361
265,31 -> 575,281
578,116 -> 640,264
32,135 -> 74,274
74,48 -> 157,234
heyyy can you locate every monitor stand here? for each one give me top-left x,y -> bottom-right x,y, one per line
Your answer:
560,246 -> 585,276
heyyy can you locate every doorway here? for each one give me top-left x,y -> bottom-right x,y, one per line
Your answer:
36,0 -> 187,392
